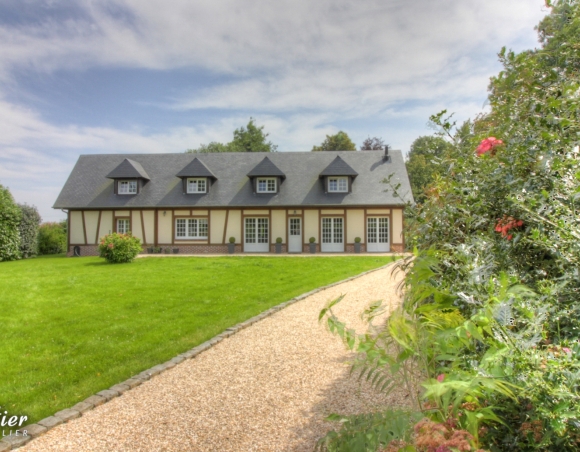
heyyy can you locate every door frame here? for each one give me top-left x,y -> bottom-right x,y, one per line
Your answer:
366,216 -> 390,252
242,215 -> 270,253
287,216 -> 303,253
320,215 -> 345,253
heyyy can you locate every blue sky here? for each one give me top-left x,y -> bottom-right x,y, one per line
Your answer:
0,0 -> 548,222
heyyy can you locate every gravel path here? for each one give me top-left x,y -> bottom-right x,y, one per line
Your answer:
21,263 -> 409,452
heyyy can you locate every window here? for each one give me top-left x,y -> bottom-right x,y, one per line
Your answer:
118,180 -> 137,194
257,177 -> 277,193
117,218 -> 130,234
187,178 -> 207,193
175,218 -> 208,239
328,177 -> 348,193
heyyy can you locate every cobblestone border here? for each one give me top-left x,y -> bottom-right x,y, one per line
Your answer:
1,260 -> 401,451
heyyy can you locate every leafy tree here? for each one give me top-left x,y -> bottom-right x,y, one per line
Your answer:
405,136 -> 453,204
18,204 -> 41,258
187,118 -> 277,153
38,220 -> 67,255
0,184 -> 21,261
311,131 -> 356,151
360,136 -> 386,150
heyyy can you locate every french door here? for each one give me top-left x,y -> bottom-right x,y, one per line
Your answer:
367,217 -> 390,252
321,217 -> 344,252
288,217 -> 302,253
244,218 -> 269,252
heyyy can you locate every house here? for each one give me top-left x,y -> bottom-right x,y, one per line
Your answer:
53,150 -> 414,255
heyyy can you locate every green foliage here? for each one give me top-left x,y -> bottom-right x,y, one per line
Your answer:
17,204 -> 41,258
98,233 -> 142,263
309,237 -> 316,243
312,131 -> 356,151
187,118 -> 277,153
229,236 -> 236,244
405,136 -> 453,204
38,221 -> 67,255
0,184 -> 21,261
315,409 -> 420,452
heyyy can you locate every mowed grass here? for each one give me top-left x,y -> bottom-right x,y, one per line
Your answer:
0,254 -> 396,424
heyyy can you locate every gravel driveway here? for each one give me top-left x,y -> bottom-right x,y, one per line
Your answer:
20,263 -> 409,452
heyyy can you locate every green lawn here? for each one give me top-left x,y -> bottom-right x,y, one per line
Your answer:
0,254 -> 395,424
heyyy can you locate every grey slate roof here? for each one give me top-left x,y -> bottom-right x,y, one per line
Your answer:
106,158 -> 150,180
319,156 -> 358,178
246,157 -> 286,180
175,158 -> 216,179
54,151 -> 414,209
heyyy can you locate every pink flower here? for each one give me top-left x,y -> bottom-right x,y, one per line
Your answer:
437,374 -> 445,382
108,243 -> 114,249
476,137 -> 503,156
563,347 -> 572,354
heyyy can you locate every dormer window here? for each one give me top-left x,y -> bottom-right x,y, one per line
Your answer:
187,178 -> 207,194
118,180 -> 138,195
257,177 -> 277,193
328,177 -> 348,193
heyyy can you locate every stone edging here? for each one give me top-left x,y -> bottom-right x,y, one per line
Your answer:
0,261 -> 398,451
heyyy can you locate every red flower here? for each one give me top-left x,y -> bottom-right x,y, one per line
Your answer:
476,137 -> 503,156
437,374 -> 445,382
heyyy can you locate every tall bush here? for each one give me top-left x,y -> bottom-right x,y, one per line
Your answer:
98,233 -> 142,263
0,184 -> 21,261
18,204 -> 41,258
38,221 -> 67,255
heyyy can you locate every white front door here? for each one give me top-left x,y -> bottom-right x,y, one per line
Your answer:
244,217 -> 269,252
367,217 -> 390,252
321,217 -> 344,252
288,217 -> 302,253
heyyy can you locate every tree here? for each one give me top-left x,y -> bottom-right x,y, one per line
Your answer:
0,184 -> 21,261
360,136 -> 387,150
18,204 -> 41,258
187,118 -> 277,153
38,221 -> 68,255
311,131 -> 356,151
405,136 -> 453,204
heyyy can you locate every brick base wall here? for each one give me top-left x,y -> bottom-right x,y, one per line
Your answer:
67,245 -> 99,257
391,243 -> 404,253
67,243 -> 404,256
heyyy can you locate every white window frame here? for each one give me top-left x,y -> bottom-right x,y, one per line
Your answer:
117,218 -> 130,234
187,178 -> 207,194
118,180 -> 137,195
328,177 -> 348,193
175,218 -> 209,240
256,177 -> 277,193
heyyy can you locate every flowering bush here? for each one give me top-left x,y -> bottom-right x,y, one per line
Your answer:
475,137 -> 503,156
98,233 -> 142,263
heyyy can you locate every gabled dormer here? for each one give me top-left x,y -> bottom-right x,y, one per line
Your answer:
319,156 -> 358,194
247,157 -> 286,194
106,158 -> 150,195
176,157 -> 217,194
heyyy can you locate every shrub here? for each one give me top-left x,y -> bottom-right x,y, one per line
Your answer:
0,184 -> 21,261
229,237 -> 236,244
276,237 -> 282,244
18,204 -> 41,258
98,233 -> 142,263
354,237 -> 361,243
309,237 -> 316,243
38,221 -> 67,255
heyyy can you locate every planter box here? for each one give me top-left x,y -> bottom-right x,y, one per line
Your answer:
147,247 -> 154,254
228,243 -> 235,254
172,248 -> 179,254
309,243 -> 316,254
275,243 -> 282,254
354,243 -> 361,253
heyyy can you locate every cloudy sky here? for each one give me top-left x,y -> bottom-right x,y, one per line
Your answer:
0,0 -> 548,222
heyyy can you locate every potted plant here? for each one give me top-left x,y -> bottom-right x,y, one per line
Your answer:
164,247 -> 171,254
354,237 -> 361,253
147,246 -> 154,254
228,237 -> 236,254
154,246 -> 162,254
309,237 -> 316,254
173,248 -> 179,254
275,237 -> 283,254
